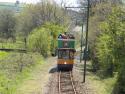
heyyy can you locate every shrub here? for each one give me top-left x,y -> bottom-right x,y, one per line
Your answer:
27,27 -> 51,57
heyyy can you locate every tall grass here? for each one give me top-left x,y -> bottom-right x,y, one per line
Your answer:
0,51 -> 44,94
0,41 -> 25,49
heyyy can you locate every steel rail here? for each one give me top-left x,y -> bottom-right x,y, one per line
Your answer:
58,71 -> 61,94
58,71 -> 77,94
70,71 -> 77,94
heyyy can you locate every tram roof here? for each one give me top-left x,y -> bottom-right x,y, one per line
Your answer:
57,48 -> 76,51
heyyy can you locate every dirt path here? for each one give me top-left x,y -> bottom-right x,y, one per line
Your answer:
16,55 -> 96,94
16,57 -> 57,94
45,54 -> 96,94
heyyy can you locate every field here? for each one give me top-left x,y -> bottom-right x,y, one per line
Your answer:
0,51 -> 44,94
87,70 -> 117,94
0,40 -> 26,49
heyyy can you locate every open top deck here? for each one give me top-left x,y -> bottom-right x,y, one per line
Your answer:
58,33 -> 75,49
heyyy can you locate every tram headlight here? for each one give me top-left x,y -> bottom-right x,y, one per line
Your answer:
64,62 -> 67,64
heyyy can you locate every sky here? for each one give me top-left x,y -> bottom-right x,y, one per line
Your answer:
0,0 -> 40,4
0,0 -> 78,6
55,0 -> 78,6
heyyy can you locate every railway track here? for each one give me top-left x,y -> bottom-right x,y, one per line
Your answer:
58,71 -> 77,94
0,48 -> 26,52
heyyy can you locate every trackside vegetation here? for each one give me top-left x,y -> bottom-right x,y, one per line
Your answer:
2,0 -> 125,93
0,0 -> 70,94
95,7 -> 125,94
27,27 -> 51,57
27,23 -> 66,57
0,51 -> 44,94
79,0 -> 125,93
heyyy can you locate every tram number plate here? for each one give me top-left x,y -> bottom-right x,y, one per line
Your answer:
63,41 -> 68,47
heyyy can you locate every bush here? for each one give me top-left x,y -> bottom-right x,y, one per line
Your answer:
95,7 -> 125,93
43,22 -> 66,55
27,27 -> 51,57
118,62 -> 125,93
28,23 -> 66,57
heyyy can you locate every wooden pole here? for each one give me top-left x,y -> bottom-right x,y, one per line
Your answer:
80,25 -> 84,63
83,0 -> 90,83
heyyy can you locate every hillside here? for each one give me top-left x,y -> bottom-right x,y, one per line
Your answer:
0,2 -> 24,12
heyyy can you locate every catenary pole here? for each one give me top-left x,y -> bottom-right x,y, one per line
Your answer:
65,4 -> 90,82
80,24 -> 84,63
83,0 -> 90,83
65,6 -> 85,63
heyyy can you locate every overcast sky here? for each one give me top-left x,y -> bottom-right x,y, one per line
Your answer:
0,0 -> 78,6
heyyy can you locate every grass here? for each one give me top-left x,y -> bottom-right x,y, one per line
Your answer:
86,62 -> 117,94
10,60 -> 44,94
87,72 -> 117,94
0,41 -> 26,49
0,51 -> 9,59
15,59 -> 47,94
0,51 -> 44,94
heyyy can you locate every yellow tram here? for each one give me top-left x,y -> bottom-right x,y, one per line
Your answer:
57,33 -> 76,71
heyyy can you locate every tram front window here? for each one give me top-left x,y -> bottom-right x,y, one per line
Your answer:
58,50 -> 74,59
58,50 -> 69,59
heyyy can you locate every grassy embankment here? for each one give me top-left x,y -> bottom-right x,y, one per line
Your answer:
0,41 -> 25,49
86,62 -> 117,94
0,51 -> 45,94
76,62 -> 117,94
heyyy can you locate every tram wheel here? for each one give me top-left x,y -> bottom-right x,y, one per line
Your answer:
57,65 -> 61,71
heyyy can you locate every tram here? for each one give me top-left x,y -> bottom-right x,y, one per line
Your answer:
57,33 -> 76,71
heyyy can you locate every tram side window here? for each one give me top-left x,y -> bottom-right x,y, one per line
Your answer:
69,51 -> 74,59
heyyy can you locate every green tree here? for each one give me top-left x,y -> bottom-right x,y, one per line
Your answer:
0,9 -> 16,39
27,23 -> 66,57
78,0 -> 122,8
16,1 -> 70,37
96,7 -> 124,74
43,22 -> 66,55
27,27 -> 51,57
96,7 -> 125,93
88,2 -> 114,72
82,1 -> 122,72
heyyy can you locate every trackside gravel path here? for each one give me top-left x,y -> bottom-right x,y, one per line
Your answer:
16,57 -> 57,94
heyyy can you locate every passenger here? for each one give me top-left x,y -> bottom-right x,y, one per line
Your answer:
62,34 -> 67,39
58,34 -> 62,39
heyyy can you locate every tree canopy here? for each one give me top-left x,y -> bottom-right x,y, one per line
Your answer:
0,9 -> 15,39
